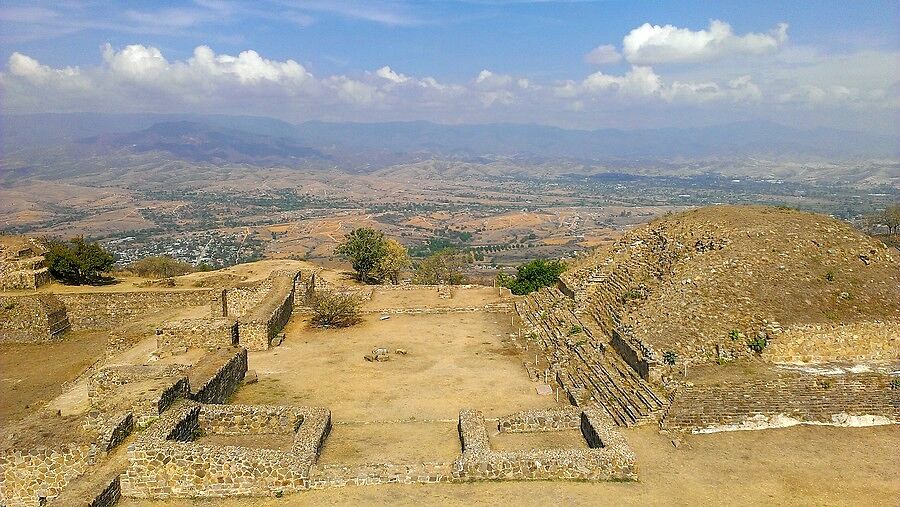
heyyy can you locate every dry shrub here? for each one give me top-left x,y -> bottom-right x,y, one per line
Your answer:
310,290 -> 362,328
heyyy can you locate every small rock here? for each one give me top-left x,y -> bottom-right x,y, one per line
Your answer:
244,370 -> 258,384
395,348 -> 408,355
672,439 -> 681,448
272,333 -> 285,346
375,354 -> 390,362
372,347 -> 389,356
364,355 -> 376,362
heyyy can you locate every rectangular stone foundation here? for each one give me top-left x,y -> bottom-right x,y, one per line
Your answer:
121,401 -> 331,498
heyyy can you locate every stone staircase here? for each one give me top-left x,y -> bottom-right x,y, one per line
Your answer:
515,286 -> 667,426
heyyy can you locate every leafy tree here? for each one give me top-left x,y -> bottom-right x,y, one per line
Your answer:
498,258 -> 566,295
414,249 -> 470,285
45,236 -> 115,285
334,228 -> 387,284
127,256 -> 195,278
373,238 -> 411,285
885,203 -> 900,235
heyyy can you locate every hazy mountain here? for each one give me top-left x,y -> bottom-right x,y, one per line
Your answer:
75,121 -> 325,166
2,113 -> 896,164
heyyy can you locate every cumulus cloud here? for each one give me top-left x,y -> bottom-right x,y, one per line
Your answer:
375,65 -> 410,84
0,41 -> 893,130
623,20 -> 789,64
557,65 -> 764,105
584,44 -> 622,65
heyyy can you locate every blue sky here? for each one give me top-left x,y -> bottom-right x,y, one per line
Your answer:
1,1 -> 897,131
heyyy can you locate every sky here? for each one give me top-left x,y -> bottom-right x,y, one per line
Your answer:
0,0 -> 897,132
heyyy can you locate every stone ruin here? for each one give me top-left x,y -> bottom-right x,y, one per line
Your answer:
0,239 -> 51,291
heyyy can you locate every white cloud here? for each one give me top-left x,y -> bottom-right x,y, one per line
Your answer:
585,44 -> 622,65
475,69 -> 513,88
0,41 -> 894,132
623,20 -> 789,64
375,65 -> 410,84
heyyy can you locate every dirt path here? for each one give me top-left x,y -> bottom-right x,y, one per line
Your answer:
0,331 -> 107,425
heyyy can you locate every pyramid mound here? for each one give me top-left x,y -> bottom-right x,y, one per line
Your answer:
563,206 -> 900,364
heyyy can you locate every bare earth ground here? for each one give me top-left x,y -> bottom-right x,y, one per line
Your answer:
0,330 -> 106,425
120,424 -> 899,506
230,312 -> 561,422
318,422 -> 462,465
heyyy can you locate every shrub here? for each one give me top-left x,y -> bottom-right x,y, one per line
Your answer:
824,271 -> 835,282
567,324 -> 583,336
127,256 -> 195,279
747,335 -> 768,354
663,351 -> 677,365
728,329 -> 744,341
309,290 -> 362,328
498,258 -> 566,295
414,249 -> 470,285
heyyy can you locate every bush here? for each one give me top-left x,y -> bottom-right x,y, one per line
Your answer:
127,256 -> 195,278
747,335 -> 768,354
663,351 -> 677,365
498,259 -> 566,295
567,324 -> 583,336
309,290 -> 362,328
45,236 -> 115,285
414,249 -> 470,285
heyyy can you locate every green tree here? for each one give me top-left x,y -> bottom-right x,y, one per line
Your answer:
334,228 -> 387,284
45,236 -> 115,285
372,238 -> 411,285
498,258 -> 566,295
414,249 -> 470,285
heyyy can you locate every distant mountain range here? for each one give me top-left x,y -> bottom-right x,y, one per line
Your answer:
76,121 -> 326,166
2,112 -> 897,166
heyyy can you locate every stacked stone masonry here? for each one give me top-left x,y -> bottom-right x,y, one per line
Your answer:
664,372 -> 900,432
156,318 -> 239,357
454,408 -> 636,482
121,401 -> 331,498
58,290 -> 213,330
188,348 -> 248,404
0,445 -> 95,507
0,294 -> 70,343
210,270 -> 299,351
0,242 -> 51,290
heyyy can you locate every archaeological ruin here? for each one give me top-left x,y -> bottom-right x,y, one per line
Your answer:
1,207 -> 898,506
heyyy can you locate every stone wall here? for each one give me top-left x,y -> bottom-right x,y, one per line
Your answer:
237,270 -> 298,351
89,364 -> 190,427
453,408 -> 636,482
188,348 -> 248,404
0,294 -> 70,343
308,462 -> 452,488
58,290 -> 213,330
0,245 -> 50,291
664,372 -> 899,432
763,321 -> 900,363
0,445 -> 95,507
121,402 -> 331,498
156,317 -> 238,356
363,303 -> 513,315
498,408 -> 582,433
